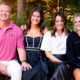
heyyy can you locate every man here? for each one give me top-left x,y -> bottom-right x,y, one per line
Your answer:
0,2 -> 32,80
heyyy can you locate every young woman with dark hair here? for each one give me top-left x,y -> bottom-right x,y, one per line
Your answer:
20,7 -> 47,35
41,11 -> 71,80
20,7 -> 48,80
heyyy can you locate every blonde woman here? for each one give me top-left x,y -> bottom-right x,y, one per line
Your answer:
67,12 -> 80,80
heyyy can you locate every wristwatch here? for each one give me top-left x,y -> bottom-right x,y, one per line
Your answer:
21,60 -> 26,64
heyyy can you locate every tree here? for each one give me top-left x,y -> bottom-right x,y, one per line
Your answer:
26,0 -> 30,2
0,0 -> 2,2
17,0 -> 25,19
56,0 -> 59,11
69,0 -> 80,14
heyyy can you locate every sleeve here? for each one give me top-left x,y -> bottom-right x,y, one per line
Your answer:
17,28 -> 24,49
66,33 -> 80,67
41,31 -> 52,51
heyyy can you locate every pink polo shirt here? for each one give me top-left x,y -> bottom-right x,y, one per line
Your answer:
0,21 -> 24,61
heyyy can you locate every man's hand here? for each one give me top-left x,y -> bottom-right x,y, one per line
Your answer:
17,48 -> 32,71
21,62 -> 32,71
0,64 -> 9,76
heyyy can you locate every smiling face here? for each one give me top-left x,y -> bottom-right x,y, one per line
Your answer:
73,17 -> 80,30
0,5 -> 11,21
31,11 -> 41,25
55,15 -> 64,30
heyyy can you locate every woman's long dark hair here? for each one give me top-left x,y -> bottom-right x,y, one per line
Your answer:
24,7 -> 46,35
50,11 -> 70,37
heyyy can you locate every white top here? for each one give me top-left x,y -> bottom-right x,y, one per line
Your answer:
41,31 -> 68,54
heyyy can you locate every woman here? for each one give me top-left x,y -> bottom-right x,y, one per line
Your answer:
67,12 -> 80,80
20,7 -> 48,80
41,11 -> 71,80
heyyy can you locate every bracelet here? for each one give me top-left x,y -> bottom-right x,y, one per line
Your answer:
21,60 -> 26,64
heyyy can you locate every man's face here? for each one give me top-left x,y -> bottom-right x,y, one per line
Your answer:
0,5 -> 11,21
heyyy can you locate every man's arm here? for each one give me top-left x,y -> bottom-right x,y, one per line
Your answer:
0,63 -> 9,76
17,48 -> 32,71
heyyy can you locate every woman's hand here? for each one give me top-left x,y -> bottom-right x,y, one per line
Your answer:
45,51 -> 62,62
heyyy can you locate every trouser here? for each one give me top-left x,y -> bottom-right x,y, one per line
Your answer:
47,59 -> 71,80
0,60 -> 22,80
22,63 -> 47,80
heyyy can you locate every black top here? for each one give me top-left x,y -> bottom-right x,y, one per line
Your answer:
24,36 -> 43,66
24,36 -> 48,74
24,36 -> 42,50
66,31 -> 80,67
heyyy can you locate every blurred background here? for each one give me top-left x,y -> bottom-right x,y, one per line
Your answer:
0,0 -> 80,30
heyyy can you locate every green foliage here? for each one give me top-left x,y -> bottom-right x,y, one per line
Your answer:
24,2 -> 34,19
10,13 -> 26,27
9,1 -> 35,27
66,19 -> 74,30
69,0 -> 80,14
27,0 -> 46,9
1,0 -> 77,29
25,0 -> 47,13
44,17 -> 50,30
59,0 -> 70,11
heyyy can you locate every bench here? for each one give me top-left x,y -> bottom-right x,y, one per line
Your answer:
0,73 -> 10,80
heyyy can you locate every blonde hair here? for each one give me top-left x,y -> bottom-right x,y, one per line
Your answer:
73,12 -> 80,31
